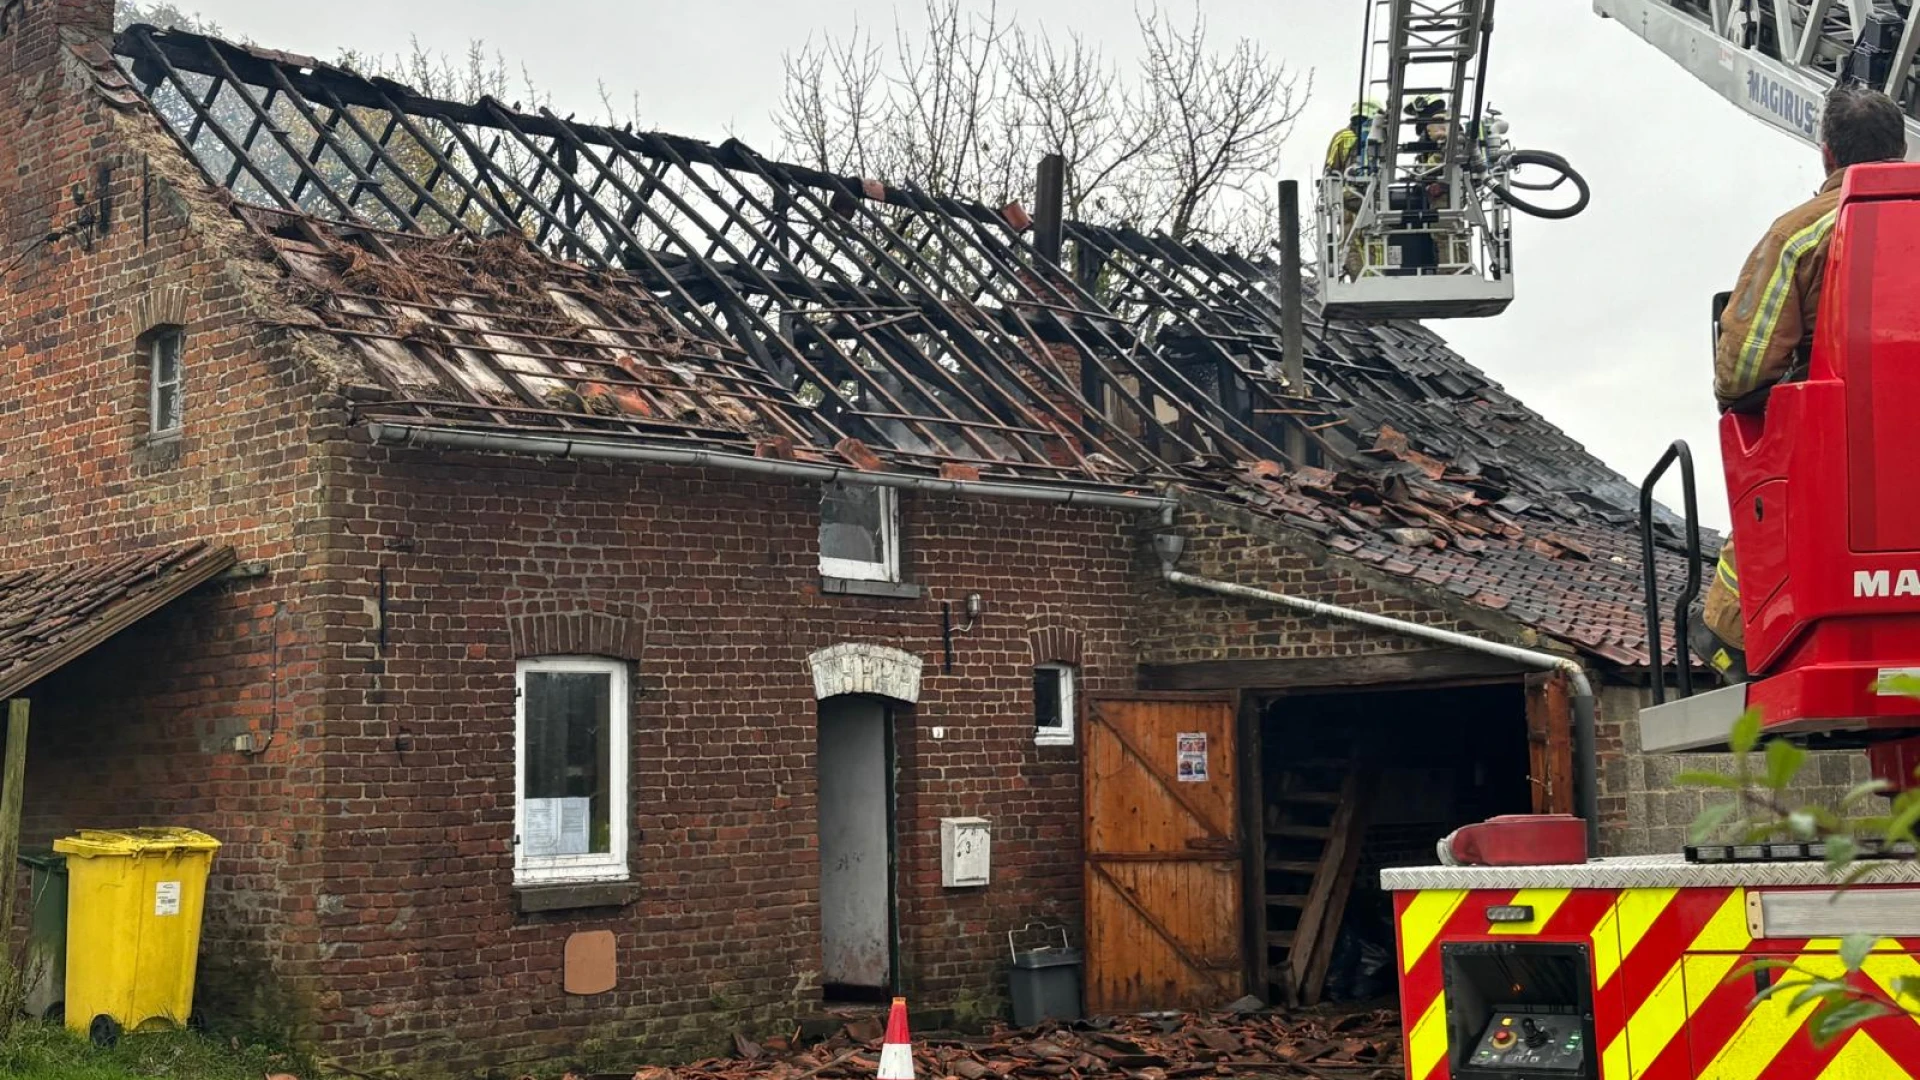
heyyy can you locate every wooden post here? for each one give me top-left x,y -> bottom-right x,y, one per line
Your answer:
1278,180 -> 1308,466
0,700 -> 28,980
1034,153 -> 1065,264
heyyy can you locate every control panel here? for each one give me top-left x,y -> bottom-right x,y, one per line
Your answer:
1467,1012 -> 1587,1072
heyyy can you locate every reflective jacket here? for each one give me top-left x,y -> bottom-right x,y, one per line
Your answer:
1326,127 -> 1358,174
1713,169 -> 1845,409
1702,169 -> 1848,650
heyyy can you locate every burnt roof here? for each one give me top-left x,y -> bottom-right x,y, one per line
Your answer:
88,26 -> 1706,667
0,542 -> 237,701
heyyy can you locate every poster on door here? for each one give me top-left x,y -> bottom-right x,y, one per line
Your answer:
1176,732 -> 1209,782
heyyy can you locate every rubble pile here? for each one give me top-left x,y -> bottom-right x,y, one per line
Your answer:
562,1006 -> 1403,1080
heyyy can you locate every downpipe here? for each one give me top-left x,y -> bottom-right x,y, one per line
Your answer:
1158,564 -> 1601,857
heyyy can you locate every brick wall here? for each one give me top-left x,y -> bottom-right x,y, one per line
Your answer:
0,0 -> 338,1041
1138,496 -> 1524,668
294,441 -> 1146,1073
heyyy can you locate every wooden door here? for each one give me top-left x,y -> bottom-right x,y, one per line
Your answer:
1525,672 -> 1575,815
1084,694 -> 1241,1014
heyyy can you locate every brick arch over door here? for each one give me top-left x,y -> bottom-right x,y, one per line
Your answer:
808,643 -> 923,703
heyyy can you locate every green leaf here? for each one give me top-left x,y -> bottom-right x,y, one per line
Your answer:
1891,976 -> 1920,1005
1882,672 -> 1920,699
1766,739 -> 1809,790
1810,999 -> 1892,1047
1885,797 -> 1920,846
1677,770 -> 1744,790
1790,981 -> 1846,1014
1731,709 -> 1763,755
1824,835 -> 1858,872
1842,779 -> 1892,808
1690,802 -> 1738,845
1751,976 -> 1814,1004
1841,933 -> 1878,972
1789,811 -> 1818,839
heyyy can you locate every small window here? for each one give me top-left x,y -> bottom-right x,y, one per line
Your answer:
149,328 -> 183,435
1034,663 -> 1076,746
515,657 -> 629,884
820,482 -> 900,582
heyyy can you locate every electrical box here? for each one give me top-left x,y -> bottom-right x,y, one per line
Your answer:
940,817 -> 990,887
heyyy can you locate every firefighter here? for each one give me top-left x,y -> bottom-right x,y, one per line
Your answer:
1691,83 -> 1908,682
1325,101 -> 1384,279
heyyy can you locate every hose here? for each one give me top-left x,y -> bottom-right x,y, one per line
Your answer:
1490,149 -> 1591,220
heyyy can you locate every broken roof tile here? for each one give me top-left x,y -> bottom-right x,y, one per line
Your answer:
111,23 -> 1706,669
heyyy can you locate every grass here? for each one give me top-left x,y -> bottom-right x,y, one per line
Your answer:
0,1020 -> 305,1080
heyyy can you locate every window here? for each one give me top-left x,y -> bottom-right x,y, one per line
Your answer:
515,657 -> 628,884
820,482 -> 899,582
148,328 -> 183,436
1034,663 -> 1076,746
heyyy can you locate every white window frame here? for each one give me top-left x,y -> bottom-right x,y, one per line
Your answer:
514,656 -> 630,885
1034,662 -> 1076,747
819,484 -> 901,583
148,328 -> 183,437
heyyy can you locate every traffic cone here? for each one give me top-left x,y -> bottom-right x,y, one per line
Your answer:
877,996 -> 914,1080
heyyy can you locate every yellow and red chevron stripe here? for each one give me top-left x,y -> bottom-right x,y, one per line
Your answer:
1395,885 -> 1920,1079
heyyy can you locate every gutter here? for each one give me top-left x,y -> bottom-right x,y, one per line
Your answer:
1157,557 -> 1602,857
363,422 -> 1177,512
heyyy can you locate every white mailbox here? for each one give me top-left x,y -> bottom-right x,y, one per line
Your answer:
940,817 -> 991,888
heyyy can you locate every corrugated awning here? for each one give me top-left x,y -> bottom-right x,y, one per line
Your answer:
0,542 -> 238,701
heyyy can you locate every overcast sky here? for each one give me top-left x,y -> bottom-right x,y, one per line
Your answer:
164,0 -> 1826,530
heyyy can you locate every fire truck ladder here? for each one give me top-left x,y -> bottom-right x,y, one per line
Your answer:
1317,1 -> 1590,322
1593,0 -> 1920,155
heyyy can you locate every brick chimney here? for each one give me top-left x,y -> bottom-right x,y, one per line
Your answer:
1,0 -> 118,250
54,0 -> 113,35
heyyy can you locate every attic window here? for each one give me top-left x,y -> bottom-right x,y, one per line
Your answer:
148,328 -> 184,436
820,482 -> 899,582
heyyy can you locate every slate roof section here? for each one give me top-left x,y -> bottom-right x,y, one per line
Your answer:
0,542 -> 238,701
94,26 -> 1708,669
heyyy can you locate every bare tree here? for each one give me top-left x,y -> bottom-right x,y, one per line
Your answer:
113,0 -> 220,34
1134,5 -> 1307,244
772,0 -> 1311,251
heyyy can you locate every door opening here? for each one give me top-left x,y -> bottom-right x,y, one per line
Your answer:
1257,681 -> 1534,1006
818,695 -> 897,1003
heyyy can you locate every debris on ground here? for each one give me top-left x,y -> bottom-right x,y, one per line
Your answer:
559,1004 -> 1403,1080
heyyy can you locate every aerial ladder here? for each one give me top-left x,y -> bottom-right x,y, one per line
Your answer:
1314,0 -> 1591,321
1593,0 -> 1920,156
1368,7 -> 1920,1080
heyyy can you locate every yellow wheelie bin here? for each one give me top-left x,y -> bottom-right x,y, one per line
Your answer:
53,828 -> 220,1046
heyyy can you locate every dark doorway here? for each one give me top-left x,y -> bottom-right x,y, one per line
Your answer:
818,695 -> 897,1002
1256,682 -> 1532,1005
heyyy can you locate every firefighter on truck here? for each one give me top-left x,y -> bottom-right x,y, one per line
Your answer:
1691,83 -> 1910,682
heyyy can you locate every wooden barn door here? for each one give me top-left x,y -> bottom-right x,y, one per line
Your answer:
1084,694 -> 1242,1014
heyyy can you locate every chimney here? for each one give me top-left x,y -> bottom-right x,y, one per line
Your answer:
55,0 -> 115,36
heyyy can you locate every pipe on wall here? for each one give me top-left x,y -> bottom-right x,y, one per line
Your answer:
1158,566 -> 1602,857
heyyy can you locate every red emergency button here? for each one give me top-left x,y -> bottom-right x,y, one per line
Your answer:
1491,1029 -> 1515,1049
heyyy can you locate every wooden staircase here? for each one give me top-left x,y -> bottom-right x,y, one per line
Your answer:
1263,747 -> 1374,1005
